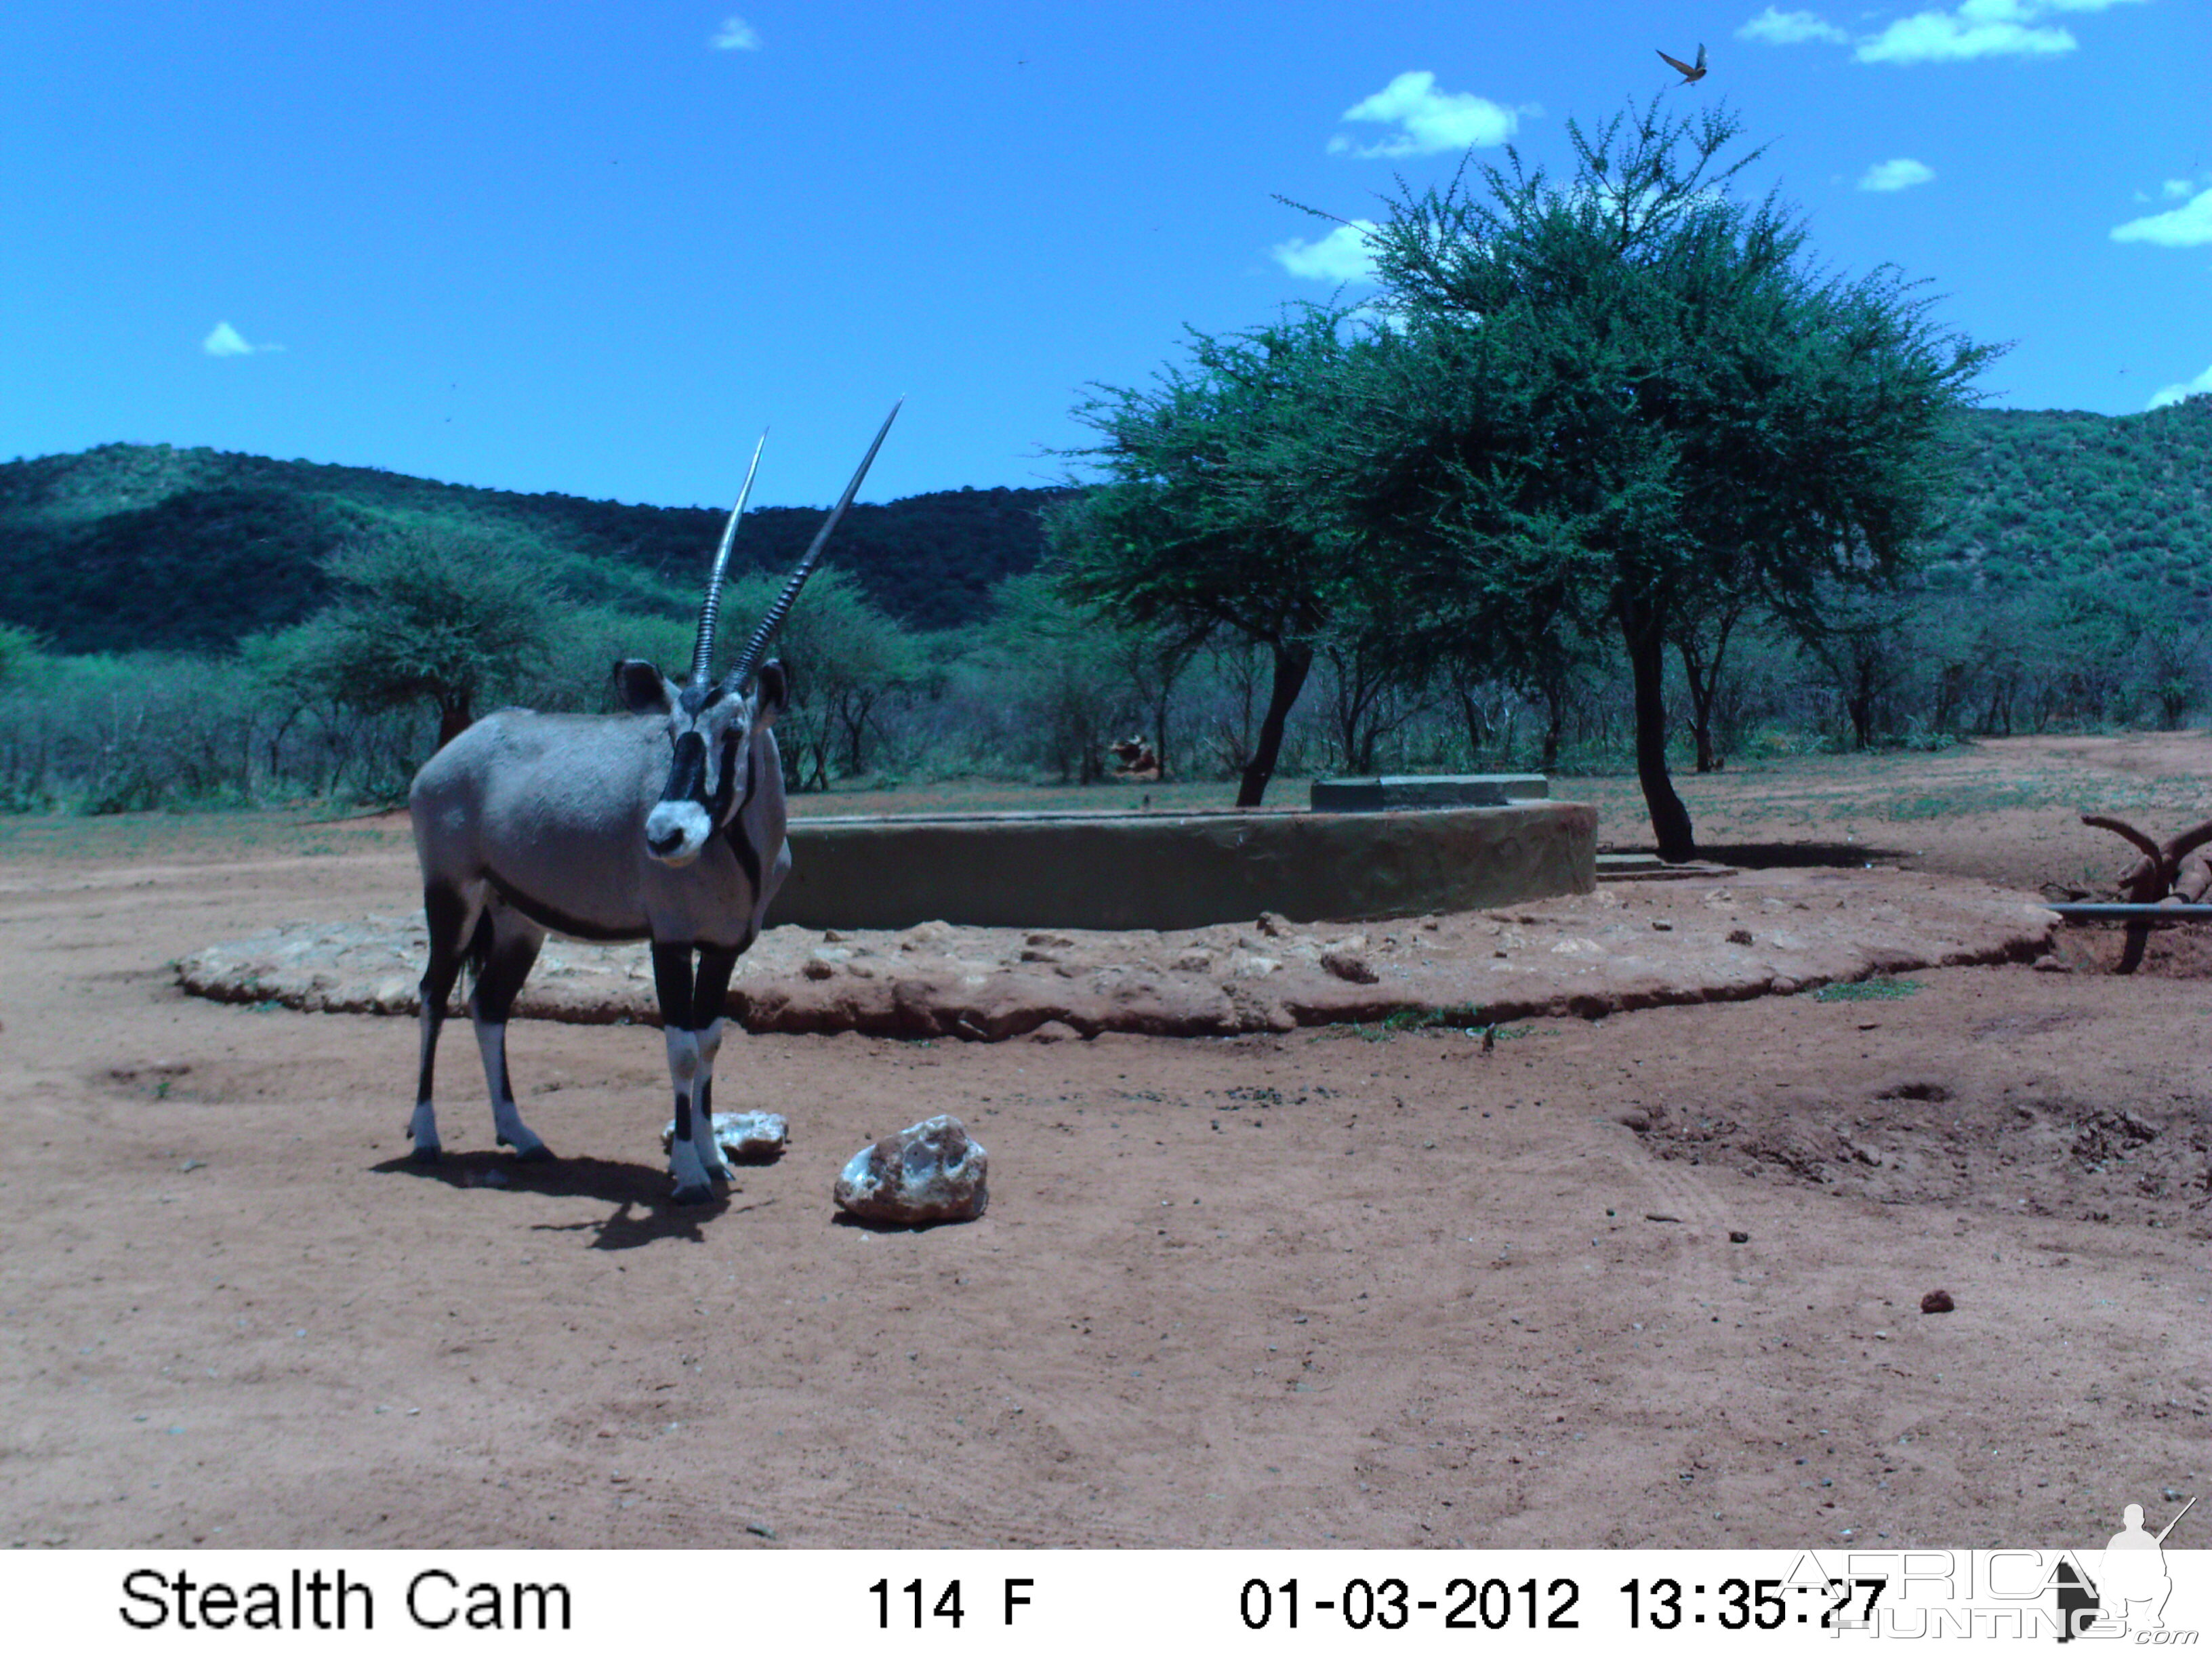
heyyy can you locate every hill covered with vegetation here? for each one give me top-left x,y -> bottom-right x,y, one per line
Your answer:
1927,398 -> 2212,600
0,442 -> 1073,653
2,396 -> 2207,665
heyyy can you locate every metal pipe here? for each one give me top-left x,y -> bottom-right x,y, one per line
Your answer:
2047,903 -> 2212,922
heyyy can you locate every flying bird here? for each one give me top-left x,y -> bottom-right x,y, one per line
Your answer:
1658,43 -> 1708,83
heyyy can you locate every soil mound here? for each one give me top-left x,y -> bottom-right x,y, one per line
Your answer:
177,867 -> 2057,1039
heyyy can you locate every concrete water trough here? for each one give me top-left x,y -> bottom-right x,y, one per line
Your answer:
776,797 -> 1596,933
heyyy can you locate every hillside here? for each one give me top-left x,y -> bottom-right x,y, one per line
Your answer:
3,396 -> 2208,655
0,443 -> 1072,653
1923,397 -> 2212,600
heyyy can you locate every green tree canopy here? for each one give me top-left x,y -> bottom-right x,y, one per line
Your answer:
1326,99 -> 2003,855
1046,306 -> 1404,804
722,567 -> 922,788
309,526 -> 565,748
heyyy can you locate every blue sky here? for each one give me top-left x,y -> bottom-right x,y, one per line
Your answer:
3,2 -> 2204,511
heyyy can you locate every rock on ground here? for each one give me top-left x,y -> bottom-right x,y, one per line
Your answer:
833,1114 -> 988,1225
659,1111 -> 788,1162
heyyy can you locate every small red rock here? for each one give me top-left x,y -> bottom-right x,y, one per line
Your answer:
1920,1289 -> 1955,1314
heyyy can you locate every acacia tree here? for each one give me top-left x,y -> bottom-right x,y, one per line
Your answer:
982,573 -> 1132,784
308,525 -> 562,750
1046,306 -> 1397,806
1105,617 -> 1208,781
724,567 -> 919,788
1328,100 -> 2001,857
1673,588 -> 1753,773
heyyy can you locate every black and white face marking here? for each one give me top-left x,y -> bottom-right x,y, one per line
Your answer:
620,665 -> 752,867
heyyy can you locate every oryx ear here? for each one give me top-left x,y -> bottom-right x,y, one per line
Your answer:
751,660 -> 788,728
615,659 -> 677,715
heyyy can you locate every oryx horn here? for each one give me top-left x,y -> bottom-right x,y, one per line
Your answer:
726,398 -> 903,689
690,428 -> 770,687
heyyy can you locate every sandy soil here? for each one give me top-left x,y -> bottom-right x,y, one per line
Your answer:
1,735 -> 2207,1551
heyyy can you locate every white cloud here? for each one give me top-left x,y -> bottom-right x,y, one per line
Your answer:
1858,157 -> 1936,191
1328,73 -> 1519,160
1856,12 -> 2074,62
2162,179 -> 2196,199
203,321 -> 281,357
1853,0 -> 2148,63
710,16 -> 760,50
2148,364 -> 2212,411
1271,220 -> 1380,283
1737,7 -> 1849,45
2111,188 -> 2212,247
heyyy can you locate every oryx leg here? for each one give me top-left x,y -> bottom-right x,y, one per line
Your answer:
410,882 -> 483,1163
470,905 -> 553,1162
653,943 -> 738,1203
691,945 -> 739,1176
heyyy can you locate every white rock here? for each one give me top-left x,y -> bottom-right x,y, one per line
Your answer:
834,1114 -> 988,1225
660,1111 -> 788,1162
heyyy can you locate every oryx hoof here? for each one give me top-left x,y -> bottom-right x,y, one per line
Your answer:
670,1181 -> 715,1206
512,1143 -> 556,1164
408,1143 -> 443,1166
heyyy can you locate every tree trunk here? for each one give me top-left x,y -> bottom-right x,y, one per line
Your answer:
1236,641 -> 1313,808
1620,595 -> 1696,861
1676,609 -> 1738,775
1680,644 -> 1720,774
1455,686 -> 1490,764
436,698 -> 473,751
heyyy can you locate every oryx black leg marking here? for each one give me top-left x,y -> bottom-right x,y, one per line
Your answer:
472,914 -> 550,1161
691,947 -> 738,1028
690,945 -> 739,1134
652,943 -> 720,1203
651,942 -> 696,1135
410,883 -> 476,1162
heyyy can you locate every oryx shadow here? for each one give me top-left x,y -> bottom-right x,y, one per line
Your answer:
1614,840 -> 1919,869
370,1149 -> 781,1249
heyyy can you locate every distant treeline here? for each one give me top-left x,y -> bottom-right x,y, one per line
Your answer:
0,441 -> 1074,653
0,399 -> 2208,818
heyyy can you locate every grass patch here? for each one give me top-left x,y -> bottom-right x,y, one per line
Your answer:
1811,975 -> 1923,1003
1873,781 -> 2065,821
1315,1008 -> 1542,1043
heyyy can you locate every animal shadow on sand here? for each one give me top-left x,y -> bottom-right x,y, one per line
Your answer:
828,1209 -> 977,1236
1666,840 -> 1919,869
370,1149 -> 779,1248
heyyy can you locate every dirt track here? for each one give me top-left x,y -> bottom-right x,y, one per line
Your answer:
2,735 -> 2207,1549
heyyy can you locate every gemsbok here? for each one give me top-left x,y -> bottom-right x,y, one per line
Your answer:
405,402 -> 900,1202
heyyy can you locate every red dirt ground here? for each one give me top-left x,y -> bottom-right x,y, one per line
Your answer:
1,735 -> 2206,1550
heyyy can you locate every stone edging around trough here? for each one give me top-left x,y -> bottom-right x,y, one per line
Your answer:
175,867 -> 2057,1041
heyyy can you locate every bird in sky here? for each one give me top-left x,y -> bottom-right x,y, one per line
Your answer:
1658,43 -> 1708,83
